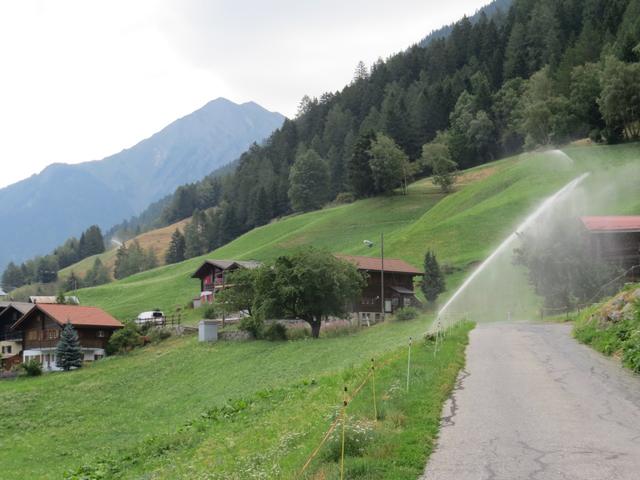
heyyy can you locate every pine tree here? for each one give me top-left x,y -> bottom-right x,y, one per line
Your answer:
165,229 -> 186,264
348,131 -> 376,198
56,321 -> 83,371
421,250 -> 446,303
288,148 -> 330,212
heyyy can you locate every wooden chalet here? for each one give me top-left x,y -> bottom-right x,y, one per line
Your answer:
581,216 -> 640,275
337,255 -> 424,323
191,259 -> 262,305
11,304 -> 123,371
0,302 -> 33,367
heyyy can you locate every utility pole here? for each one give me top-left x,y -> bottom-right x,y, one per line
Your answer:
380,232 -> 385,320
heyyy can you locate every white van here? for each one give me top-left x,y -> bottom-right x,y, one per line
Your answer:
136,310 -> 165,326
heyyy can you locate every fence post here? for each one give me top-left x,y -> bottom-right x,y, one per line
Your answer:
407,337 -> 412,392
371,358 -> 378,422
340,386 -> 348,480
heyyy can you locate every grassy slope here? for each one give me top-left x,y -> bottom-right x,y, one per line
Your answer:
58,218 -> 191,280
0,316 -> 433,479
74,144 -> 639,322
1,143 -> 638,478
573,283 -> 640,373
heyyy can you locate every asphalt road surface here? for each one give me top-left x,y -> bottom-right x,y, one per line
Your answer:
421,322 -> 640,480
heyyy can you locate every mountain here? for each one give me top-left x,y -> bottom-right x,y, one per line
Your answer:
0,98 -> 285,270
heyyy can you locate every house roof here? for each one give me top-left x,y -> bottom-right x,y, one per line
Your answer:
0,302 -> 34,315
192,259 -> 262,278
29,295 -> 80,305
12,304 -> 123,330
336,255 -> 423,275
580,216 -> 640,233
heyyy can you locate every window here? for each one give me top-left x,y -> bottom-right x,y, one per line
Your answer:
27,330 -> 38,341
46,329 -> 59,340
96,330 -> 106,338
1,346 -> 11,354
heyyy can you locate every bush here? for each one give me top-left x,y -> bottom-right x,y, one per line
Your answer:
394,306 -> 419,321
238,316 -> 264,338
21,359 -> 42,377
286,324 -> 311,340
108,322 -> 142,354
203,305 -> 219,320
334,192 -> 356,204
147,328 -> 172,344
263,322 -> 287,341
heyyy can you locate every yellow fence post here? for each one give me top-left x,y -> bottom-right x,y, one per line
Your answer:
407,337 -> 412,392
341,385 -> 348,480
371,358 -> 378,422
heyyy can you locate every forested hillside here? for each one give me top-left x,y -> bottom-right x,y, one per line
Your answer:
144,0 -> 640,265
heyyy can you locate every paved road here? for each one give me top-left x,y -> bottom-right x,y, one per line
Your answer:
421,322 -> 640,480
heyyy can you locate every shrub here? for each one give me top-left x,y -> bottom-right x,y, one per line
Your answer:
286,324 -> 311,340
21,359 -> 42,377
147,328 -> 172,344
108,322 -> 142,354
203,305 -> 219,320
238,315 -> 264,338
335,192 -> 356,204
394,306 -> 419,321
263,322 -> 287,341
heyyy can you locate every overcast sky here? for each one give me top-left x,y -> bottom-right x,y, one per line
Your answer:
0,0 -> 489,189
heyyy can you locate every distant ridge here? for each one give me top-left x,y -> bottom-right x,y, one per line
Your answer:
0,98 -> 285,270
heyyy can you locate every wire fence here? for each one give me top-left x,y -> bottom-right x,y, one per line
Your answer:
297,328 -> 454,479
298,338 -> 416,478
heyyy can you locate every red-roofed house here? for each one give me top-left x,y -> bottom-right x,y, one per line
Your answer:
337,255 -> 424,323
11,304 -> 123,371
580,216 -> 640,272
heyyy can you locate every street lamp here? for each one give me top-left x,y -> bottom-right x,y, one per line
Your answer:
364,233 -> 385,320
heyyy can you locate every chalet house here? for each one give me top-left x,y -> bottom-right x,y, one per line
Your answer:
11,304 -> 123,371
337,255 -> 424,323
192,259 -> 262,305
0,302 -> 33,366
581,216 -> 640,275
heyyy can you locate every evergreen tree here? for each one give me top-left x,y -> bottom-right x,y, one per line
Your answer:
84,258 -> 110,287
165,229 -> 186,264
56,321 -> 83,371
184,211 -> 208,259
2,262 -> 25,290
78,225 -> 105,259
421,250 -> 446,303
288,149 -> 330,212
348,131 -> 376,198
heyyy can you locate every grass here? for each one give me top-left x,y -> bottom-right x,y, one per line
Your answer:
61,321 -> 473,479
573,283 -> 640,373
0,314 -> 435,479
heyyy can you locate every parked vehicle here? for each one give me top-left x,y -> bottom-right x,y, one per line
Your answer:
136,310 -> 165,326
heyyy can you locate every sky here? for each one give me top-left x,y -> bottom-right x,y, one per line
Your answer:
0,0 -> 490,189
